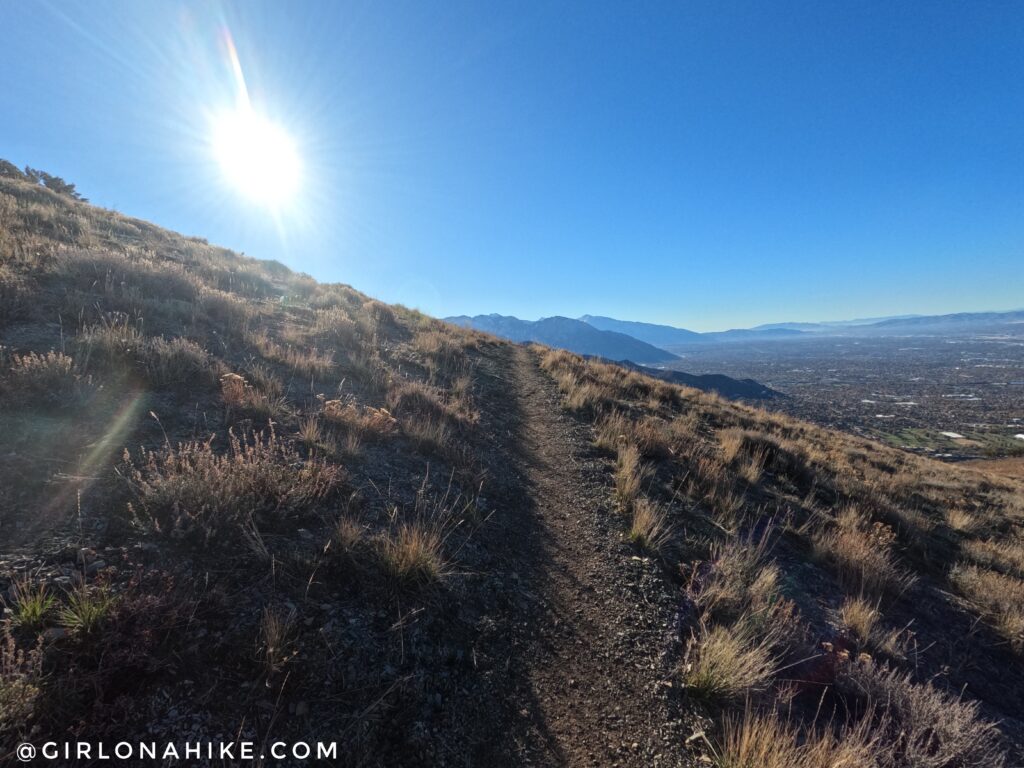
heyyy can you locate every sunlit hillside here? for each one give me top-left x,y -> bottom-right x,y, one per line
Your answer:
1,166 -> 1022,766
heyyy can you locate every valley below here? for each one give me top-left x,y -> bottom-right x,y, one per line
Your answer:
665,333 -> 1024,465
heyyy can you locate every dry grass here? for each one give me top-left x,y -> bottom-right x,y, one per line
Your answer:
220,373 -> 287,418
695,536 -> 781,627
712,708 -> 880,768
141,336 -> 217,386
247,330 -> 335,379
80,317 -> 215,386
297,415 -> 324,450
837,661 -> 1006,768
402,412 -> 454,457
596,412 -> 671,459
718,427 -> 810,490
0,264 -> 30,326
950,564 -> 1024,651
945,507 -> 980,535
840,596 -> 880,647
812,513 -> 915,601
2,349 -> 92,405
377,521 -> 446,585
199,289 -> 255,336
414,327 -> 472,382
961,536 -> 1024,577
0,626 -> 42,736
362,299 -> 397,329
614,443 -> 649,512
258,605 -> 296,680
313,307 -> 359,348
682,621 -> 777,703
122,426 -> 342,542
322,399 -> 397,440
628,498 -> 672,554
334,515 -> 365,557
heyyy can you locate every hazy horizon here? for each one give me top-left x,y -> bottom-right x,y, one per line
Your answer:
3,1 -> 1022,332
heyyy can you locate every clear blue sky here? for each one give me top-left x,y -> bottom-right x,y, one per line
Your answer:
2,1 -> 1022,331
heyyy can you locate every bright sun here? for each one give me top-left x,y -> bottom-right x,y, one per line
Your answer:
211,107 -> 301,207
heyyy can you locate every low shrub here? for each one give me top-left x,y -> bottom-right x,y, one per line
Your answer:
0,626 -> 42,737
837,661 -> 1006,768
121,426 -> 342,543
3,350 -> 93,406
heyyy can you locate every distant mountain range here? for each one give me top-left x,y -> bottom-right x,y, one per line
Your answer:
445,315 -> 680,365
750,310 -> 1024,335
446,307 -> 1024,397
444,314 -> 780,399
580,315 -> 804,346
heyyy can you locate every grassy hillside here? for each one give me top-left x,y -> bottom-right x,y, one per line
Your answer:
1,167 -> 1023,766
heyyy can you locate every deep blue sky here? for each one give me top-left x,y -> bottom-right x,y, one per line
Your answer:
2,1 -> 1022,331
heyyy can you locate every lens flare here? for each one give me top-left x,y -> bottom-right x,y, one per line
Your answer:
209,27 -> 302,209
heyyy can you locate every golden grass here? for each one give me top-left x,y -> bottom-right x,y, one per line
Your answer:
840,596 -> 880,648
322,399 -> 397,440
258,606 -> 296,679
377,521 -> 446,585
712,708 -> 879,768
950,564 -> 1024,652
297,415 -> 324,449
614,443 -> 648,512
961,536 -> 1024,578
682,622 -> 777,703
220,372 -> 287,418
812,514 -> 915,601
628,498 -> 672,554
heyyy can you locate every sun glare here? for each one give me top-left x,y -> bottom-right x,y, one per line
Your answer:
211,107 -> 301,207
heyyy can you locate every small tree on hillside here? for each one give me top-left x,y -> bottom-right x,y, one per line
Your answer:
0,159 -> 24,180
22,165 -> 87,202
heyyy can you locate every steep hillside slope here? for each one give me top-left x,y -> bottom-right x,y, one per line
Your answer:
2,169 -> 1023,766
446,313 -> 679,364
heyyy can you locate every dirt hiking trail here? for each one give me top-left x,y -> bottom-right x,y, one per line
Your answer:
476,345 -> 687,767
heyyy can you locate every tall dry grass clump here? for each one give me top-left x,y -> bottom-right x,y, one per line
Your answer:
682,621 -> 777,703
950,564 -> 1024,651
322,398 -> 397,440
812,511 -> 915,600
712,708 -> 880,768
614,443 -> 648,512
377,521 -> 446,585
628,498 -> 672,554
220,372 -> 287,418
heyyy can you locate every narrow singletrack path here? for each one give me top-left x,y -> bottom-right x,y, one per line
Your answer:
488,345 -> 686,767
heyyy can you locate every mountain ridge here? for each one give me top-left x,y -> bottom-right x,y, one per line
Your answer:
446,313 -> 680,365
